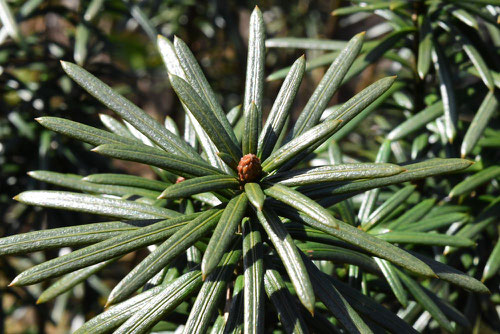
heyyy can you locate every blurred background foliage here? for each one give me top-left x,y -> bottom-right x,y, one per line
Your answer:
1,0 -> 498,333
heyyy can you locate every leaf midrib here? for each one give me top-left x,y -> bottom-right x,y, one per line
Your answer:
3,227 -> 137,248
25,192 -> 176,218
76,66 -> 190,156
124,211 -> 222,290
18,221 -> 190,282
44,119 -> 134,145
127,273 -> 201,332
181,86 -> 239,160
103,146 -> 219,175
294,45 -> 353,137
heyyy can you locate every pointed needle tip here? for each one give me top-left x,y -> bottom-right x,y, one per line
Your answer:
8,277 -> 19,287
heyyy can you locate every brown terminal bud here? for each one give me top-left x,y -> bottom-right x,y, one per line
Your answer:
237,154 -> 262,183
